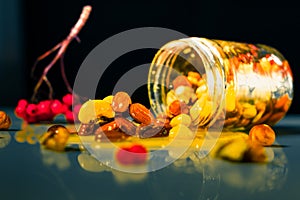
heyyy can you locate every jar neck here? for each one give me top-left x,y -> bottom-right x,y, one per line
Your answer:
148,37 -> 226,128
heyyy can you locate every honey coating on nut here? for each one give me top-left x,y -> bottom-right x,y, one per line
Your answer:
249,124 -> 276,146
0,111 -> 12,130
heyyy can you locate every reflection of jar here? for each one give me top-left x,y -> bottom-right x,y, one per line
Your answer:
148,38 -> 293,130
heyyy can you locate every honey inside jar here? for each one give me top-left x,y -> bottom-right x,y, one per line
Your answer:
148,38 -> 293,130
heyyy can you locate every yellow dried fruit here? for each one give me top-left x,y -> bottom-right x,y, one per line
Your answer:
225,83 -> 236,112
169,124 -> 194,139
170,114 -> 192,127
102,95 -> 114,104
78,100 -> 115,123
242,105 -> 257,119
174,86 -> 195,104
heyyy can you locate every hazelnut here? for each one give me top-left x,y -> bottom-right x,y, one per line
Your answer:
0,111 -> 12,130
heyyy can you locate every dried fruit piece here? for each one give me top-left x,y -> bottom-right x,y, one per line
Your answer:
95,129 -> 130,142
249,124 -> 276,146
172,75 -> 192,90
174,86 -> 196,104
129,103 -> 154,125
225,83 -> 236,112
102,95 -> 114,104
111,92 -> 132,112
168,100 -> 189,117
115,117 -> 137,136
97,120 -> 118,132
78,100 -> 115,123
169,124 -> 194,139
78,123 -> 95,136
187,71 -> 201,86
242,103 -> 257,119
170,114 -> 192,127
137,124 -> 168,138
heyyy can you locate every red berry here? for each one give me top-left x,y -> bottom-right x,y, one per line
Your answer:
17,99 -> 28,107
62,93 -> 73,106
50,99 -> 63,115
129,144 -> 147,164
61,104 -> 69,114
15,105 -> 27,118
37,100 -> 52,114
65,110 -> 74,123
129,144 -> 147,153
26,104 -> 38,117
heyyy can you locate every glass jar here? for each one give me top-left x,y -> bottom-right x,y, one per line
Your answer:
148,37 -> 293,130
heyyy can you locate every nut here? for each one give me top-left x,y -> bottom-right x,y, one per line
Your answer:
129,103 -> 154,125
0,111 -> 11,130
249,124 -> 276,146
111,92 -> 132,113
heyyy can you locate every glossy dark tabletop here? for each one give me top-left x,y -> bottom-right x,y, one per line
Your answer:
1,107 -> 300,200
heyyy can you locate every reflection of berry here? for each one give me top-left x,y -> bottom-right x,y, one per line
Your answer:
15,105 -> 27,118
18,99 -> 28,107
116,144 -> 148,165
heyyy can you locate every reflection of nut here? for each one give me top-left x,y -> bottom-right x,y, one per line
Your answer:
0,111 -> 11,130
0,132 -> 11,148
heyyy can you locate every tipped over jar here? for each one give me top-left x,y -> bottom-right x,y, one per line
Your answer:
148,38 -> 293,130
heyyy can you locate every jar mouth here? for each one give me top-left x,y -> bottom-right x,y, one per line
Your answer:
148,37 -> 226,128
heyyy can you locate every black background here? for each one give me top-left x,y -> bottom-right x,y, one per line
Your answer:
2,0 -> 300,114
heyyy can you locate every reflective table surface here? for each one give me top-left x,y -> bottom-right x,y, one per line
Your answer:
1,107 -> 300,200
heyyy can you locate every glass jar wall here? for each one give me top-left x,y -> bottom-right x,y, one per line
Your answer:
148,37 -> 293,130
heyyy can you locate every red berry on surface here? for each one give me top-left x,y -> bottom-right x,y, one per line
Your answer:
116,147 -> 133,165
50,99 -> 63,115
17,99 -> 28,108
15,105 -> 27,118
37,100 -> 52,114
62,93 -> 73,106
26,104 -> 38,117
65,110 -> 74,123
116,144 -> 148,165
